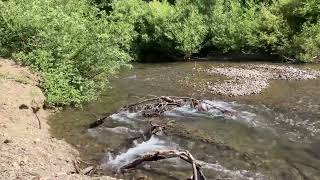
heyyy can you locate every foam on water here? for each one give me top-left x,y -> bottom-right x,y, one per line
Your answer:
164,100 -> 233,117
104,136 -> 173,169
164,100 -> 263,127
103,99 -> 318,142
109,111 -> 140,124
108,100 -> 263,128
198,160 -> 265,180
104,126 -> 138,135
204,100 -> 235,111
102,134 -> 264,179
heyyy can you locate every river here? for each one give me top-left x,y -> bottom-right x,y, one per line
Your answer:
49,61 -> 320,180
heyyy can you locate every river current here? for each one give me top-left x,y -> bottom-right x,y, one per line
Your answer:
50,61 -> 320,180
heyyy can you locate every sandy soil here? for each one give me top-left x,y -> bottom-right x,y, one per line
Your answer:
0,59 -> 115,180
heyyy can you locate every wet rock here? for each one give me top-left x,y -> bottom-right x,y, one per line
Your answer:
3,139 -> 12,144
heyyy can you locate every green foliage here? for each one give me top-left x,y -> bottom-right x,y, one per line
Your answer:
207,0 -> 259,52
206,0 -> 289,53
270,0 -> 320,61
274,0 -> 320,32
1,0 -> 319,106
90,0 -> 113,12
110,0 -> 207,57
283,23 -> 320,62
0,0 -> 134,106
167,1 -> 208,56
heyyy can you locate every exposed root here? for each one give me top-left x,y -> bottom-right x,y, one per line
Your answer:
120,149 -> 207,180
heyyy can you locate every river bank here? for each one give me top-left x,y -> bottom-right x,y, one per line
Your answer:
0,59 -> 115,179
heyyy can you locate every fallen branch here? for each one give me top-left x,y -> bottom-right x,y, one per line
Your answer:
124,96 -> 234,117
90,96 -> 236,128
120,149 -> 206,180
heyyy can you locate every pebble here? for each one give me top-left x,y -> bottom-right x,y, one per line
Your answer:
206,64 -> 320,96
3,139 -> 12,144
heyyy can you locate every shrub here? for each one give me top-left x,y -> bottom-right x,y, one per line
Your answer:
270,0 -> 320,62
206,0 -> 287,54
110,0 -> 207,58
0,0 -> 134,106
207,0 -> 259,53
283,23 -> 320,62
167,1 -> 208,57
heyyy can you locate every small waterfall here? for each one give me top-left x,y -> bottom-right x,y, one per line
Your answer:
104,136 -> 173,169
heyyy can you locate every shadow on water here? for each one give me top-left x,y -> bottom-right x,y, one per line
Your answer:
49,61 -> 320,179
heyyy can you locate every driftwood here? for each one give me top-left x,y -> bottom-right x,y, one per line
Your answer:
122,96 -> 234,118
89,96 -> 236,128
120,149 -> 206,180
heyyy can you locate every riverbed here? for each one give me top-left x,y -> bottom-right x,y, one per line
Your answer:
49,61 -> 320,180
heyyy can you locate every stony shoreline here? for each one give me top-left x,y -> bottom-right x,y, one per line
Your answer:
206,64 -> 320,96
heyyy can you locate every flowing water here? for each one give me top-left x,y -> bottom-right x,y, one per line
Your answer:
49,61 -> 320,180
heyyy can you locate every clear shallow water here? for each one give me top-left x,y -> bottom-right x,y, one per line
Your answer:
49,62 -> 320,180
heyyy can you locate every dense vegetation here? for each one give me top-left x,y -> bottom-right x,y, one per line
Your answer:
0,0 -> 319,105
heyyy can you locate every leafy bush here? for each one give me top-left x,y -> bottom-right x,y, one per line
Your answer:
274,0 -> 320,33
206,0 -> 289,54
282,23 -> 320,62
90,0 -> 113,12
110,0 -> 207,57
270,0 -> 320,61
0,0 -> 134,106
207,0 -> 259,53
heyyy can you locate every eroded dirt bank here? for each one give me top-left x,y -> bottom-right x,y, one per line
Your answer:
0,59 -> 115,179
